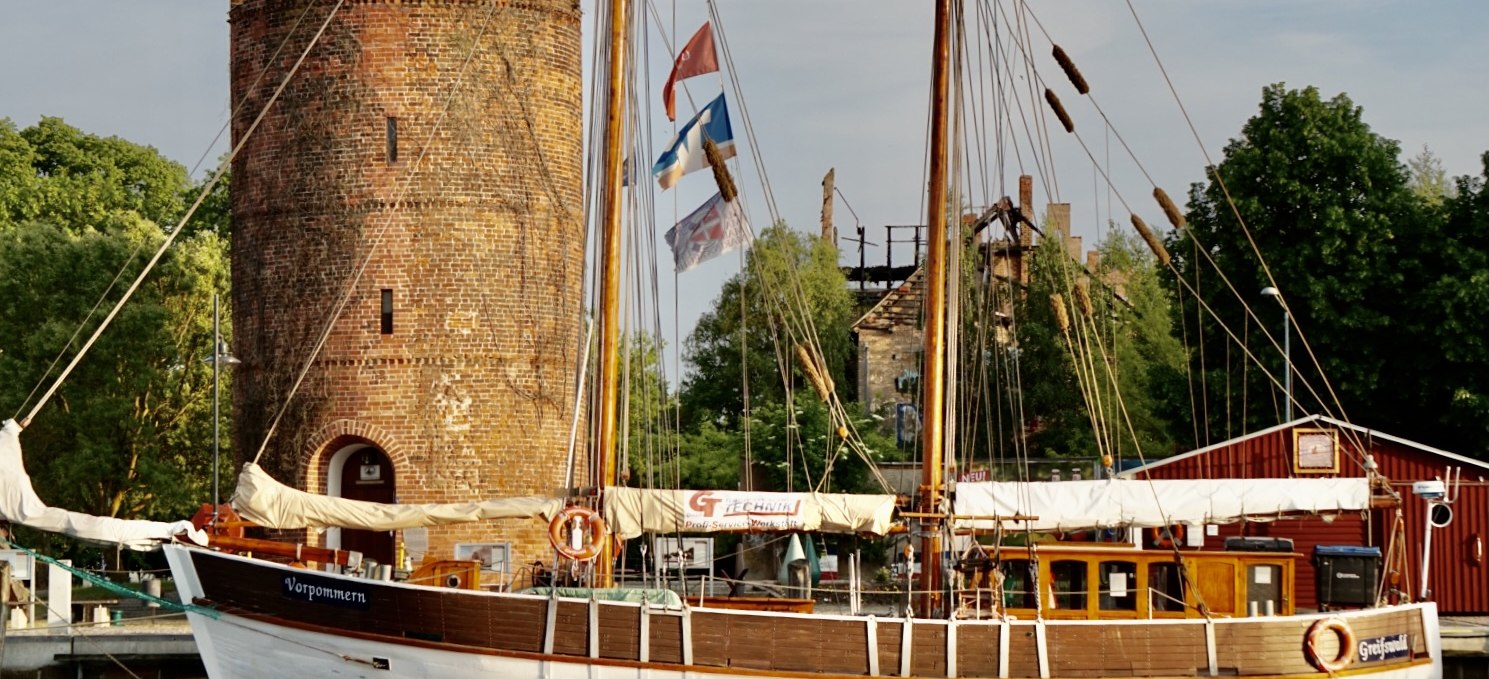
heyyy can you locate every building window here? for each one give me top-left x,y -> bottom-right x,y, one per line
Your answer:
1098,561 -> 1138,611
386,117 -> 398,163
380,289 -> 394,334
1048,560 -> 1088,611
1148,561 -> 1186,612
1000,559 -> 1037,609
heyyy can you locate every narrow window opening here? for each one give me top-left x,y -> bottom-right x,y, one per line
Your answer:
380,289 -> 394,334
386,117 -> 398,163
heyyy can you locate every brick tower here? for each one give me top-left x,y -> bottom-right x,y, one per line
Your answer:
228,0 -> 584,579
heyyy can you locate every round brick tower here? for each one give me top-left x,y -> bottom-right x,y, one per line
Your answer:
228,0 -> 584,579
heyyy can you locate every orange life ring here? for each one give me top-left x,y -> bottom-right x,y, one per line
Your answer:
1304,616 -> 1356,673
1150,524 -> 1185,548
548,505 -> 607,562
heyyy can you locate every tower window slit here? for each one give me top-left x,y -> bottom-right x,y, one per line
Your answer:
380,289 -> 394,334
386,117 -> 398,163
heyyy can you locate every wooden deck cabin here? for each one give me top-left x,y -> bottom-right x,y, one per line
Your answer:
953,545 -> 1297,620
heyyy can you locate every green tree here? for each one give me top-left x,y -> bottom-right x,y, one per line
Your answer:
1168,84 -> 1459,449
0,119 -> 230,557
680,222 -> 856,425
1406,145 -> 1453,206
6,117 -> 189,231
986,228 -> 1183,467
1408,153 -> 1489,456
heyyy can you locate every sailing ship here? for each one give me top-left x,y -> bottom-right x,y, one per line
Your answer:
1,0 -> 1446,678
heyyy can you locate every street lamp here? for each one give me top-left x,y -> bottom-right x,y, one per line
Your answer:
203,294 -> 240,526
1260,286 -> 1290,422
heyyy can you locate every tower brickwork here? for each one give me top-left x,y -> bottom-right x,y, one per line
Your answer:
228,0 -> 584,577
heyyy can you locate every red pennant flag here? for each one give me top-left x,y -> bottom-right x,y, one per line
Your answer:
663,23 -> 720,122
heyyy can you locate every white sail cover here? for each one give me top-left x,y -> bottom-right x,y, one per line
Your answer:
0,420 -> 207,550
604,487 -> 897,539
953,477 -> 1370,532
233,462 -> 564,530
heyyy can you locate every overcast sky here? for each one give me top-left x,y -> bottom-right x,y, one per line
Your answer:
3,1 -> 1486,380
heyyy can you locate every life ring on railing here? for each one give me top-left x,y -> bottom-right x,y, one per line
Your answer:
548,505 -> 607,562
1304,616 -> 1356,673
1149,524 -> 1185,549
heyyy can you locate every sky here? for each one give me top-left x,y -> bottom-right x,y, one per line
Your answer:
3,1 -> 1486,381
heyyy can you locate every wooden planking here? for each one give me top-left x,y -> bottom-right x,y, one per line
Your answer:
1001,623 -> 1043,678
647,611 -> 684,664
1213,610 -> 1427,675
876,619 -> 904,675
955,622 -> 1001,677
690,610 -> 872,674
488,597 -> 546,652
1045,622 -> 1206,677
909,622 -> 948,678
552,600 -> 589,656
597,604 -> 640,661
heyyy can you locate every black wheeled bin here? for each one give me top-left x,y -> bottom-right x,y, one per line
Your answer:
1313,545 -> 1380,610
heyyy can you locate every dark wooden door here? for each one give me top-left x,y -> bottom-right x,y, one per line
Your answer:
340,447 -> 395,565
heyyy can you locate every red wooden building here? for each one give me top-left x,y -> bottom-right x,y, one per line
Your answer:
1121,415 -> 1488,614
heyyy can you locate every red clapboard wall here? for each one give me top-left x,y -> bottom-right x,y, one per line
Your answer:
1125,415 -> 1488,615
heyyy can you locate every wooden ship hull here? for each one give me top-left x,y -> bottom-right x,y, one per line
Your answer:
164,545 -> 1442,679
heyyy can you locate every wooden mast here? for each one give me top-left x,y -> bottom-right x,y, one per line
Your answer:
593,0 -> 629,588
917,0 -> 952,617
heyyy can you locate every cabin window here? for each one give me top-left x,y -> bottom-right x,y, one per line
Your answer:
386,117 -> 398,163
1147,562 -> 1186,612
1098,561 -> 1138,611
380,289 -> 394,334
1048,560 -> 1088,611
999,559 -> 1037,609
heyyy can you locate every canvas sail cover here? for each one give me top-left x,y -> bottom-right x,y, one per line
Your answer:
604,487 -> 897,539
0,420 -> 206,550
233,462 -> 564,530
952,477 -> 1370,531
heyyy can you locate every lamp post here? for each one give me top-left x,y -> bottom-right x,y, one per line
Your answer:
204,294 -> 240,526
1260,286 -> 1290,421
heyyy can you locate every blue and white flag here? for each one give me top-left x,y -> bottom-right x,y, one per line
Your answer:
664,192 -> 750,272
652,93 -> 735,190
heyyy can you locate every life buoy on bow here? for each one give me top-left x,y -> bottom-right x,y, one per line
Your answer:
1149,524 -> 1185,549
1304,616 -> 1356,673
548,505 -> 607,562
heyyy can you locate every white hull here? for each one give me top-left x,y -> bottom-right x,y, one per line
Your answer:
166,546 -> 1442,679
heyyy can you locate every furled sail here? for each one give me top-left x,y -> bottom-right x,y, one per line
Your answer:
604,487 -> 897,539
233,462 -> 564,530
952,477 -> 1370,532
0,420 -> 206,550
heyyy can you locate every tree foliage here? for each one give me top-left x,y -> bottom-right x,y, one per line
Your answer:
0,118 -> 230,554
1168,84 -> 1488,457
988,228 -> 1185,467
680,222 -> 856,425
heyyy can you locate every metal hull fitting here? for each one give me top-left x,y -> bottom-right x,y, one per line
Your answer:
165,546 -> 1443,679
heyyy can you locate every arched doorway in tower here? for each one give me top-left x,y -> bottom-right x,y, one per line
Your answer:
327,444 -> 396,566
